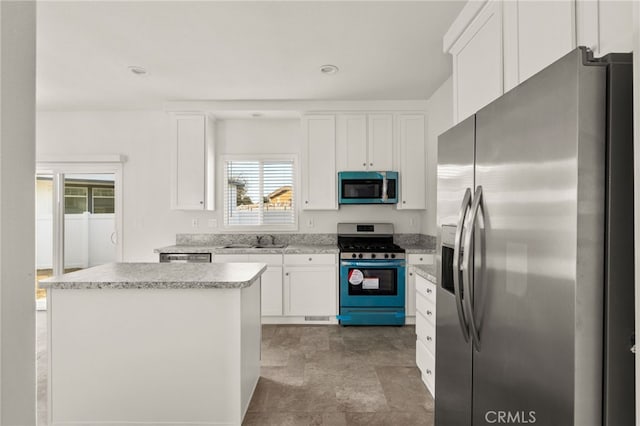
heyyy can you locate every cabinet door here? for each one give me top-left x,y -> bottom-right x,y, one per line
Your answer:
577,0 -> 633,57
301,115 -> 337,210
503,0 -> 575,90
367,114 -> 394,170
260,266 -> 283,316
397,114 -> 426,210
406,268 -> 416,316
284,266 -> 337,316
450,0 -> 503,123
214,254 -> 249,263
170,114 -> 214,210
336,114 -> 367,171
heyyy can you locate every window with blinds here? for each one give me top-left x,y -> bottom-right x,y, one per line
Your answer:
223,158 -> 296,228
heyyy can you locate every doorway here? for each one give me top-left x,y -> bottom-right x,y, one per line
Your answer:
35,162 -> 123,309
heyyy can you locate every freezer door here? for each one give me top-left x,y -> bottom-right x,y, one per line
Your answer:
472,48 -> 606,426
435,116 -> 475,426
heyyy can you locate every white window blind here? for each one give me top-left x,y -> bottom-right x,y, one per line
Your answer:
224,159 -> 295,227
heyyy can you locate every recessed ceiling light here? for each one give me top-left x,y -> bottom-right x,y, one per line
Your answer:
320,64 -> 339,75
128,66 -> 147,75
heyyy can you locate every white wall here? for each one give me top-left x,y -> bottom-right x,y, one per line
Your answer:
0,1 -> 36,423
423,76 -> 453,236
37,112 -> 426,261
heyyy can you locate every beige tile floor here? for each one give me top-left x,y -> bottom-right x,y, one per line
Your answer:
37,313 -> 434,426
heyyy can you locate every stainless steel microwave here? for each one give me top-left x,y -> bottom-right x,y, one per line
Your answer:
338,171 -> 399,204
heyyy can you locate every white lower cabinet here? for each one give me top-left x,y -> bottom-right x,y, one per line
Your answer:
415,273 -> 436,397
406,254 -> 434,319
214,253 -> 283,317
283,254 -> 337,318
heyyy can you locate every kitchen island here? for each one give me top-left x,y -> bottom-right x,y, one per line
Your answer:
40,262 -> 266,426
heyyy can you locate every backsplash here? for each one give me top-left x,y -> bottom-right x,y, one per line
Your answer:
176,233 -> 436,249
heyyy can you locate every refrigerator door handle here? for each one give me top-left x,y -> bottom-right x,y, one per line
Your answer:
463,185 -> 483,352
453,187 -> 472,342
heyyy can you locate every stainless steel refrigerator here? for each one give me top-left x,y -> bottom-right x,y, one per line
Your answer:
435,47 -> 634,426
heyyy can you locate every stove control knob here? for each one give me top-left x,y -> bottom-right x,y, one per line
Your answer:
358,253 -> 363,259
371,254 -> 376,259
352,253 -> 357,259
384,254 -> 389,259
391,254 -> 396,259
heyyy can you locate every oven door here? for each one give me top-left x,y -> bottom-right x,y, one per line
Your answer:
339,260 -> 406,307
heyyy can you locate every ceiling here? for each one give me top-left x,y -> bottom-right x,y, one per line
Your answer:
36,1 -> 466,110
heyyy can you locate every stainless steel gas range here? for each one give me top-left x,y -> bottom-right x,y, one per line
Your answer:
336,223 -> 406,326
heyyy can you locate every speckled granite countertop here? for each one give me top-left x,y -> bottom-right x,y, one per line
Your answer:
403,246 -> 437,255
39,262 -> 267,290
154,244 -> 339,255
413,264 -> 437,283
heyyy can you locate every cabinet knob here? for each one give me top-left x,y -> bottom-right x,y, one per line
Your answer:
409,272 -> 413,276
370,163 -> 373,166
426,288 -> 432,294
305,200 -> 309,204
308,257 -> 312,261
403,201 -> 406,204
362,162 -> 366,167
427,336 -> 432,341
426,369 -> 432,375
199,201 -> 204,205
427,310 -> 432,316
419,257 -> 423,261
285,272 -> 289,276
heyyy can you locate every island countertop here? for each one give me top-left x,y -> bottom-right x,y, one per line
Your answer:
39,262 -> 267,290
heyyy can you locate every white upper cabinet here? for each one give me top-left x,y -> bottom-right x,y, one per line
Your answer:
397,114 -> 426,210
367,114 -> 394,171
448,0 -> 503,123
170,113 -> 215,210
301,115 -> 337,210
337,114 -> 368,171
576,0 -> 633,57
445,0 -> 633,124
503,0 -> 575,90
336,113 -> 394,172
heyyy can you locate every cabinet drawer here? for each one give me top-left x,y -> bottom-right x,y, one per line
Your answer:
416,337 -> 428,373
416,275 -> 436,302
284,253 -> 336,265
416,292 -> 436,324
416,311 -> 436,355
214,254 -> 249,263
408,254 -> 434,265
248,254 -> 283,266
424,346 -> 435,395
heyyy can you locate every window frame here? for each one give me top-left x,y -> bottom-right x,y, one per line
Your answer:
221,154 -> 298,232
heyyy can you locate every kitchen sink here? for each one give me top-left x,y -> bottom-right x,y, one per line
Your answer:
220,244 -> 287,249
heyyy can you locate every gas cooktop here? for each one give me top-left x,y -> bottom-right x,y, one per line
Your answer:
337,223 -> 406,260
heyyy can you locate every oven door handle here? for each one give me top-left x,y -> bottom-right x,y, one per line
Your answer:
341,261 -> 405,268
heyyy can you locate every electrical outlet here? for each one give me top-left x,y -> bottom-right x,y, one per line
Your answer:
409,218 -> 415,228
191,218 -> 199,228
207,219 -> 218,228
306,217 -> 314,228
